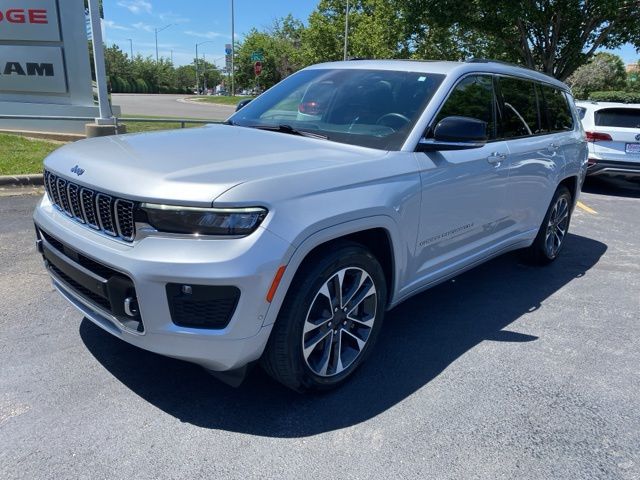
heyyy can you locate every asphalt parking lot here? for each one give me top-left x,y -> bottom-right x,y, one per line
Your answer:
112,94 -> 235,120
1,177 -> 638,480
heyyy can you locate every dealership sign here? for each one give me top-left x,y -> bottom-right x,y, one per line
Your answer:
0,46 -> 66,93
0,0 -> 66,94
0,0 -> 96,133
0,1 -> 60,41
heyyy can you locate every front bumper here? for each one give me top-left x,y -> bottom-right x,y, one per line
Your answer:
34,196 -> 291,371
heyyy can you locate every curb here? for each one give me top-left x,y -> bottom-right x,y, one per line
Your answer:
0,174 -> 44,187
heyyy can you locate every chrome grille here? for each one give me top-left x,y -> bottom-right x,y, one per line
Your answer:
96,193 -> 116,236
44,170 -> 137,242
80,188 -> 99,229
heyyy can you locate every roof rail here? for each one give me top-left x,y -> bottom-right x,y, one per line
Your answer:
466,58 -> 561,82
466,58 -> 528,69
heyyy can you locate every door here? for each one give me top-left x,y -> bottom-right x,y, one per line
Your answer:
498,77 -> 565,234
410,74 -> 513,288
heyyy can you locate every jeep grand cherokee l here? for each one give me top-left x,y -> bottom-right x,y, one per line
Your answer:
34,60 -> 588,391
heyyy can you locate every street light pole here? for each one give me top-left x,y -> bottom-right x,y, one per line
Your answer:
154,24 -> 172,62
195,43 -> 199,94
127,38 -> 133,59
195,40 -> 216,95
231,0 -> 235,97
203,53 -> 207,93
343,0 -> 350,61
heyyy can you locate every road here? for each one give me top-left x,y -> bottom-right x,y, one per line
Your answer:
112,93 -> 235,120
1,177 -> 639,479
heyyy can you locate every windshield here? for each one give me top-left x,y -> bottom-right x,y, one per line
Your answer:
229,68 -> 445,150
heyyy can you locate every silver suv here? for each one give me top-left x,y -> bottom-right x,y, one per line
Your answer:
34,60 -> 588,391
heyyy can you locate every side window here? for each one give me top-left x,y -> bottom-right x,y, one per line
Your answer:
432,75 -> 496,139
541,85 -> 574,132
499,77 -> 541,138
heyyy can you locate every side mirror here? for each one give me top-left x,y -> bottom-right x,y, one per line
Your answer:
236,98 -> 252,112
418,116 -> 488,151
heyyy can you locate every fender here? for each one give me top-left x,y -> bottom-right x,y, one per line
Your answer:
261,214 -> 404,327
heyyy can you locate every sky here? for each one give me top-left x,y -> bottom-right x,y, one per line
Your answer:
102,0 -> 639,68
102,0 -> 318,67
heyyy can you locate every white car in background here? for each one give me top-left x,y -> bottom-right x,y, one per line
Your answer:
576,101 -> 640,179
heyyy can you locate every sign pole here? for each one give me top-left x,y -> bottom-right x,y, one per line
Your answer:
231,0 -> 235,97
87,0 -> 114,125
195,44 -> 199,95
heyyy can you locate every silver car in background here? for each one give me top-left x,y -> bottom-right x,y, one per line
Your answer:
576,101 -> 640,179
34,60 -> 588,391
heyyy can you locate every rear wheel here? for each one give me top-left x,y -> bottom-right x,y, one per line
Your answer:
261,242 -> 387,392
525,185 -> 572,264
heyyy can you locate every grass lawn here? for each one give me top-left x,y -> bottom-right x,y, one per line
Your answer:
192,95 -> 253,106
119,114 -> 218,133
0,134 -> 63,175
0,116 -> 223,175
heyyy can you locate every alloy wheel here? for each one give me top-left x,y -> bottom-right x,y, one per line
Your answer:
301,267 -> 377,377
545,195 -> 570,257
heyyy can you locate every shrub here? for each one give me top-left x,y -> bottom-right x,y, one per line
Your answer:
135,78 -> 148,93
587,91 -> 640,103
116,78 -> 124,93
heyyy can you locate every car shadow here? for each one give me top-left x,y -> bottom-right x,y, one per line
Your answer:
80,233 -> 606,437
582,176 -> 640,198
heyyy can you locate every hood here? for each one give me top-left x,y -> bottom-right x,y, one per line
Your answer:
44,124 -> 386,206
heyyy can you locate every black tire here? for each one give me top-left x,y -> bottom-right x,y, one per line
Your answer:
261,241 -> 387,392
524,185 -> 572,265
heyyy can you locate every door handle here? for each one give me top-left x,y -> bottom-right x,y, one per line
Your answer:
487,152 -> 506,165
548,142 -> 560,151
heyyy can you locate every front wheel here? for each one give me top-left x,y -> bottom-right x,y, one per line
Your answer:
525,185 -> 572,264
261,243 -> 387,392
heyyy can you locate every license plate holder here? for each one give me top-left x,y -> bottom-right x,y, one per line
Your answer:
625,143 -> 640,154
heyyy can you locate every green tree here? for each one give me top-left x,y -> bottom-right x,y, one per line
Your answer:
301,0 -> 406,63
104,45 -> 132,80
401,0 -> 640,80
626,63 -> 640,92
176,64 -> 197,92
196,59 -> 222,92
566,52 -> 627,99
235,16 -> 305,91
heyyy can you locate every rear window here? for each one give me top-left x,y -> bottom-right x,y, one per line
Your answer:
540,85 -> 573,132
499,77 -> 541,137
595,108 -> 640,128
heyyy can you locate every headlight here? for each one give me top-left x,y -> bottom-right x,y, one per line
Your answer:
140,203 -> 267,236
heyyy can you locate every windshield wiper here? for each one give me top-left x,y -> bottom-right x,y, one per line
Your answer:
245,123 -> 328,140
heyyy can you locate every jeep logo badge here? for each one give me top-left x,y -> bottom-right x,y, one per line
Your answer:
70,165 -> 85,176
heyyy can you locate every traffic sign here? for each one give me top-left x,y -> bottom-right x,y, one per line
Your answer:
224,43 -> 232,55
251,51 -> 264,62
254,61 -> 262,76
